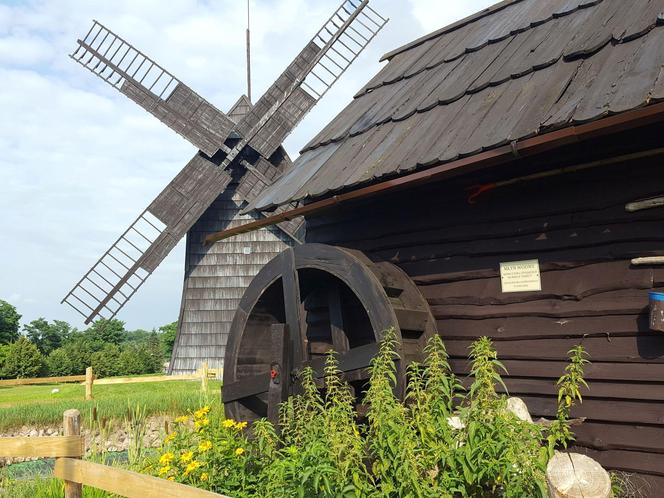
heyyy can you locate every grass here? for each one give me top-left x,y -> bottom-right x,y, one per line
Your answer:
0,379 -> 221,431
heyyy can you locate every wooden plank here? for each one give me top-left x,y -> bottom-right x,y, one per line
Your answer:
54,458 -> 230,498
0,436 -> 84,458
449,358 -> 664,383
0,375 -> 86,386
328,284 -> 349,353
223,373 -> 270,402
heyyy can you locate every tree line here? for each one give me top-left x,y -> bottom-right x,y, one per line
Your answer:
0,299 -> 177,380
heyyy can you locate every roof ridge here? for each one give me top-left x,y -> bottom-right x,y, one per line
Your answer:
305,21 -> 664,154
380,0 -> 524,62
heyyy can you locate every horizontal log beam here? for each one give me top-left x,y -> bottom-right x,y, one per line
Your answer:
0,436 -> 84,458
0,375 -> 86,386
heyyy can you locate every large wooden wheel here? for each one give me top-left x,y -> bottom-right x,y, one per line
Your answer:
222,243 -> 437,422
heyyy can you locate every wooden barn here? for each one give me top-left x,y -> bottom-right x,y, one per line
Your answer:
208,0 -> 664,492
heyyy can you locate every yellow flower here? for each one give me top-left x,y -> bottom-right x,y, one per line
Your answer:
164,432 -> 176,443
198,440 -> 212,452
184,460 -> 202,476
158,465 -> 171,476
194,406 -> 211,419
167,476 -> 175,481
174,415 -> 189,424
159,452 -> 174,465
180,451 -> 194,463
201,472 -> 209,482
194,418 -> 210,430
234,421 -> 248,430
222,419 -> 235,428
235,447 -> 245,456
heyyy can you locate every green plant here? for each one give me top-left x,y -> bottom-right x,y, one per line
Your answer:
366,327 -> 430,497
2,337 -> 44,379
548,344 -> 589,452
443,337 -> 548,498
125,402 -> 149,465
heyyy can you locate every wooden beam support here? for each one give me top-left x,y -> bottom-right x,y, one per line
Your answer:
63,409 -> 82,498
54,458 -> 229,498
281,248 -> 306,366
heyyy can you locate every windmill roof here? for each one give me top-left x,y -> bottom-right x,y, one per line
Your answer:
248,0 -> 664,212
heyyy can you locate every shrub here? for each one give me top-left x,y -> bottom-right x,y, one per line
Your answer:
150,333 -> 588,497
3,337 -> 44,379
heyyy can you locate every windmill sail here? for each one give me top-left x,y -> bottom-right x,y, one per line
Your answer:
63,0 -> 387,325
71,21 -> 235,157
62,155 -> 232,324
235,0 -> 388,159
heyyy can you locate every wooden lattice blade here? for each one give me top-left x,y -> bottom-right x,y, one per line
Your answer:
70,21 -> 235,157
62,154 -> 232,324
235,0 -> 388,160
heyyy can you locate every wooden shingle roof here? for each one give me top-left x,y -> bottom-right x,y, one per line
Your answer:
249,0 -> 664,211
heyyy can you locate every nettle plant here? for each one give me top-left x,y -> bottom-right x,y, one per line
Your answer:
151,330 -> 589,498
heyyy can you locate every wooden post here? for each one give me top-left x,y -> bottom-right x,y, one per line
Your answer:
547,452 -> 611,498
268,324 -> 290,425
85,367 -> 93,401
63,409 -> 83,498
200,362 -> 209,395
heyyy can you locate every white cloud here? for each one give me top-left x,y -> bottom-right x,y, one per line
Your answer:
0,0 -> 493,330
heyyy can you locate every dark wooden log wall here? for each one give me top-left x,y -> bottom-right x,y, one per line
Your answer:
305,130 -> 664,492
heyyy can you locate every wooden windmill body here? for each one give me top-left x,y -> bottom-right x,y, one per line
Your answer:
62,1 -> 388,372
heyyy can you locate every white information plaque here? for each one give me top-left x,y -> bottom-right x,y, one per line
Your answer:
500,259 -> 542,293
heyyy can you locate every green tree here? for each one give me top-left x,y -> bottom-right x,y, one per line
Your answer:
90,343 -> 122,378
3,337 -> 44,379
0,344 -> 10,378
86,319 -> 126,345
0,300 -> 21,345
23,318 -> 72,355
46,348 -> 75,377
159,321 -> 178,358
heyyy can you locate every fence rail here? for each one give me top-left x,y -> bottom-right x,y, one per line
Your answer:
54,458 -> 229,498
0,375 -> 86,387
0,409 -> 230,498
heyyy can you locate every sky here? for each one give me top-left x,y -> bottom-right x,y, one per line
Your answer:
0,0 -> 495,331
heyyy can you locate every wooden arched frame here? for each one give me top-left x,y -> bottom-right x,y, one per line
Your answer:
223,243 -> 437,422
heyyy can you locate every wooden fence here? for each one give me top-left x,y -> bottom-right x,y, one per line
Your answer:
0,363 -> 221,401
0,409 -> 230,498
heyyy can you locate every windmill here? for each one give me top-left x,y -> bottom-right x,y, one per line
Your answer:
61,1 -> 388,373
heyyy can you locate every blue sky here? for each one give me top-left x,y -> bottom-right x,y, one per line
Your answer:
0,0 -> 495,331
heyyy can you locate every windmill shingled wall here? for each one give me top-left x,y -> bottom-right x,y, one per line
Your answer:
169,182 -> 292,375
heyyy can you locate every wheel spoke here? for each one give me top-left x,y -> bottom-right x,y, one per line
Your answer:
281,248 -> 307,365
